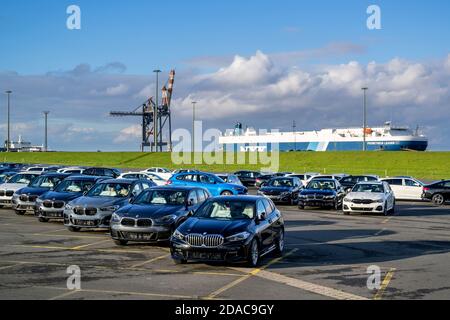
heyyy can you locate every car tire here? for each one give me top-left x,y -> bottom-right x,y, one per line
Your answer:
247,239 -> 260,267
114,239 -> 128,246
274,230 -> 285,256
221,190 -> 233,196
68,226 -> 81,232
38,217 -> 49,223
432,193 -> 445,206
389,200 -> 396,214
14,210 -> 25,216
383,202 -> 389,216
173,258 -> 187,265
334,201 -> 341,211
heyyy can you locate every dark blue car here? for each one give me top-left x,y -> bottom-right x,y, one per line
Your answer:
110,186 -> 211,245
298,178 -> 346,210
258,177 -> 302,205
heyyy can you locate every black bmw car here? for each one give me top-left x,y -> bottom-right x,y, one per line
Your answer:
36,175 -> 104,222
12,173 -> 71,215
234,171 -> 262,187
422,180 -> 450,205
298,178 -> 345,210
170,196 -> 284,267
110,186 -> 211,245
257,177 -> 302,205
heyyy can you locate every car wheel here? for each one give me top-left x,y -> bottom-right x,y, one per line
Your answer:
38,217 -> 49,223
114,239 -> 128,246
14,210 -> 25,216
221,190 -> 233,196
432,193 -> 445,206
247,239 -> 260,267
173,258 -> 187,265
383,202 -> 389,216
68,226 -> 81,232
334,201 -> 340,211
390,200 -> 396,214
274,230 -> 285,256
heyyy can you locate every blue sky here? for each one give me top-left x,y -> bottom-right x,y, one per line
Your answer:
0,0 -> 449,151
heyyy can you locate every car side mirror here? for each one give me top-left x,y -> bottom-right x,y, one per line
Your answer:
255,212 -> 265,224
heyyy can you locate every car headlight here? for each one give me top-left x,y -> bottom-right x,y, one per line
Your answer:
226,231 -> 251,242
375,199 -> 384,203
111,213 -> 121,223
344,198 -> 351,203
156,214 -> 177,224
100,205 -> 120,212
172,229 -> 185,240
324,195 -> 336,200
281,192 -> 290,197
299,194 -> 307,199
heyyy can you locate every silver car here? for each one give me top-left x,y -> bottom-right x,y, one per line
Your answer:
64,179 -> 155,232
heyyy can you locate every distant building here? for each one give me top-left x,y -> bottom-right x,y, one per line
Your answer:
2,135 -> 45,152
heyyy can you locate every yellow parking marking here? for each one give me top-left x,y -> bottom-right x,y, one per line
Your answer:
131,254 -> 171,268
49,290 -> 81,301
8,244 -> 149,254
0,262 -> 25,270
40,228 -> 68,234
373,268 -> 396,300
256,270 -> 368,300
206,249 -> 298,299
70,239 -> 112,250
37,286 -> 202,300
33,233 -> 106,240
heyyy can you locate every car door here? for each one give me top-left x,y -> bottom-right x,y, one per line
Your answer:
443,182 -> 450,200
404,179 -> 423,200
262,198 -> 281,245
383,182 -> 395,209
198,174 -> 218,195
256,200 -> 272,251
385,179 -> 403,199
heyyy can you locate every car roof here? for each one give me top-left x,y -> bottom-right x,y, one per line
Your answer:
148,186 -> 206,192
209,195 -> 264,202
64,175 -> 103,181
356,181 -> 384,185
41,172 -> 71,177
98,178 -> 138,184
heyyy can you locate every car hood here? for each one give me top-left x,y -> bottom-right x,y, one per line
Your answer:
346,192 -> 384,201
301,189 -> 336,196
0,183 -> 28,191
16,187 -> 50,196
179,217 -> 252,237
260,186 -> 293,193
116,204 -> 185,219
69,196 -> 126,208
40,191 -> 82,202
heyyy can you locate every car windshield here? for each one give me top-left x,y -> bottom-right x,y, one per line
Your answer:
8,174 -> 36,184
195,200 -> 255,220
307,180 -> 336,190
352,184 -> 384,193
55,180 -> 93,193
29,176 -> 63,189
268,178 -> 293,187
134,190 -> 188,205
86,183 -> 131,198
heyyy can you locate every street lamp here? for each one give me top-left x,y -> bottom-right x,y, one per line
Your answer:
5,91 -> 12,152
361,87 -> 368,151
191,101 -> 197,152
153,69 -> 161,152
43,111 -> 50,152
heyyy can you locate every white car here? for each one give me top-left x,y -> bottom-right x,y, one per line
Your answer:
287,173 -> 318,187
25,166 -> 48,173
142,167 -> 173,180
119,172 -> 167,186
57,167 -> 85,174
343,181 -> 395,216
0,172 -> 42,207
381,177 -> 424,201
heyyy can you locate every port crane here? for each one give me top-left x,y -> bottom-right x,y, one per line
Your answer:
110,70 -> 175,152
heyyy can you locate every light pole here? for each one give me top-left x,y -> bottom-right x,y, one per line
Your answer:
5,91 -> 12,152
361,87 -> 368,151
43,111 -> 50,152
153,69 -> 161,152
191,101 -> 197,152
292,120 -> 297,152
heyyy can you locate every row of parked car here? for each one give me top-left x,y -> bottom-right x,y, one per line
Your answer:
0,163 -> 283,266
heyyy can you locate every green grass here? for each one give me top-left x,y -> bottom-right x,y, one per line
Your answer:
1,151 -> 449,180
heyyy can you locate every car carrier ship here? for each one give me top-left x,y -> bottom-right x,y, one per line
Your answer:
219,122 -> 428,152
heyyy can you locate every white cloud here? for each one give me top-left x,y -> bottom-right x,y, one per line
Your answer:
114,125 -> 142,143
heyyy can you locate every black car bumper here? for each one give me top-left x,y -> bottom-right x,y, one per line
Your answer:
299,199 -> 336,207
170,238 -> 250,263
110,224 -> 172,243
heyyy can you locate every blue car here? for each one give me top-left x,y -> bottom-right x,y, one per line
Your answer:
167,172 -> 248,197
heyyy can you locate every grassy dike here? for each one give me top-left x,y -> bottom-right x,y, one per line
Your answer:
1,151 -> 449,180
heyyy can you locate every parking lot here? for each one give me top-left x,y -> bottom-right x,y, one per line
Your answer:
1,189 -> 450,300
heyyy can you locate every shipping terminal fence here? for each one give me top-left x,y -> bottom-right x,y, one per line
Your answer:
1,151 -> 450,181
